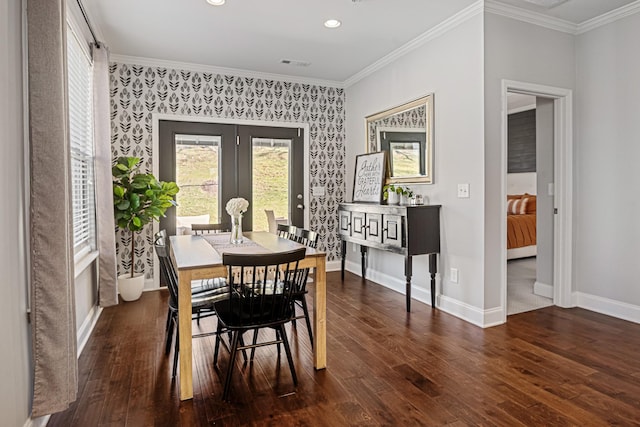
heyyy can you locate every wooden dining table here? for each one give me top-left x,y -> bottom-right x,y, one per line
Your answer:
169,231 -> 327,401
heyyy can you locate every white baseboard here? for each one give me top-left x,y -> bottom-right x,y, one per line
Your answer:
344,260 -> 434,306
576,292 -> 640,325
77,304 -> 103,357
24,415 -> 51,427
326,260 -> 342,272
534,281 -> 553,298
438,295 -> 505,328
344,262 -> 503,328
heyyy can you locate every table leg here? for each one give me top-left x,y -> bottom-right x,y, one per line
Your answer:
404,256 -> 413,312
340,240 -> 346,281
360,245 -> 368,279
177,269 -> 194,400
313,256 -> 327,369
429,253 -> 437,308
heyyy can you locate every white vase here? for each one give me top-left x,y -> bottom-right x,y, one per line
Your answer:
387,192 -> 399,205
230,214 -> 244,244
118,273 -> 145,301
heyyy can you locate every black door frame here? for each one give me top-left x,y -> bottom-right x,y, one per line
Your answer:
158,119 -> 306,234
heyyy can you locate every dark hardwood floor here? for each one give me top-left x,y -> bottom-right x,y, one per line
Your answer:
48,271 -> 640,426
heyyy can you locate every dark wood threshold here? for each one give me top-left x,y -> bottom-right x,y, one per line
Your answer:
49,271 -> 640,426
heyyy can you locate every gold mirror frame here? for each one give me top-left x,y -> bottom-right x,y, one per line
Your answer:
365,94 -> 433,184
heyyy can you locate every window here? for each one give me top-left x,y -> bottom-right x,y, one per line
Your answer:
67,25 -> 96,259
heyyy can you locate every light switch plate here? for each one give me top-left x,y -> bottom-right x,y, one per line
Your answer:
450,268 -> 459,283
457,183 -> 470,198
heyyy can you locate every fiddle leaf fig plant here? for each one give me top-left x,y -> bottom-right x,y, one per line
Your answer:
113,156 -> 179,278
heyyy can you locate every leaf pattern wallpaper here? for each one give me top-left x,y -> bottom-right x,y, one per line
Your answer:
110,62 -> 346,279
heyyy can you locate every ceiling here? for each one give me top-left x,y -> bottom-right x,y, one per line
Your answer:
82,0 -> 638,84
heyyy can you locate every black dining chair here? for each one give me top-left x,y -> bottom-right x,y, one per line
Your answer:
212,247 -> 307,400
276,223 -> 297,240
191,223 -> 230,235
289,228 -> 318,348
154,232 -> 228,378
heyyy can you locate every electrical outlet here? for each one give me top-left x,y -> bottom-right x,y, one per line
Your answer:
450,267 -> 459,283
457,183 -> 470,198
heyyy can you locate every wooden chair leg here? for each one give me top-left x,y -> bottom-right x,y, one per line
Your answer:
250,329 -> 259,361
165,314 -> 175,355
278,325 -> 297,385
222,331 -> 240,401
172,329 -> 180,378
300,297 -> 314,349
213,322 -> 223,366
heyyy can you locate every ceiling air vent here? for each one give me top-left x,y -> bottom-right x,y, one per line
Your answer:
520,0 -> 569,8
280,59 -> 311,67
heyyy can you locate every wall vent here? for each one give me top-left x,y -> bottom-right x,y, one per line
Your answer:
280,59 -> 311,67
519,0 -> 569,8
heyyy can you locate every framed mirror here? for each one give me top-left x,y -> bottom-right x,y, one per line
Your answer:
365,94 -> 433,184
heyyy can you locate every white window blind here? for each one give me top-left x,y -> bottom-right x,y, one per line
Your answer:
67,26 -> 96,258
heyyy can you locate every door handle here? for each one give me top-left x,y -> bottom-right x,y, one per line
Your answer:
296,204 -> 304,209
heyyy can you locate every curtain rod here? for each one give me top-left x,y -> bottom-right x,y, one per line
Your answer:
76,0 -> 101,47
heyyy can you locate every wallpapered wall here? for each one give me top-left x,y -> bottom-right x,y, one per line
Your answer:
109,62 -> 346,279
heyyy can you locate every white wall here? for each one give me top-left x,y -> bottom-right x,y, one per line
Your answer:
0,0 -> 32,425
346,13 -> 486,313
506,172 -> 536,194
536,98 -> 554,288
575,13 -> 640,308
484,12 -> 575,310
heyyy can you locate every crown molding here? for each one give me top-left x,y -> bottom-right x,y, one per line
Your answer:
485,0 -> 577,34
343,0 -> 484,88
576,0 -> 640,34
109,54 -> 345,89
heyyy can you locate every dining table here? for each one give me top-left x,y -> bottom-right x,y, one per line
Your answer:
169,231 -> 327,401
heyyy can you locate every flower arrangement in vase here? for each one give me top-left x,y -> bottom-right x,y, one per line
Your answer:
225,197 -> 249,244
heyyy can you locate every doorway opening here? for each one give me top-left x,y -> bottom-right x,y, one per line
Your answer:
501,80 -> 574,323
505,93 -> 552,315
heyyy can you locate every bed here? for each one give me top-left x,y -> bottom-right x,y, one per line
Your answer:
507,194 -> 536,259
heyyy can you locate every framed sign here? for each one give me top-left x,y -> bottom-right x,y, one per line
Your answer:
352,151 -> 387,203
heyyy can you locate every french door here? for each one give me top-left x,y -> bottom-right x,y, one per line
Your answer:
158,120 -> 304,235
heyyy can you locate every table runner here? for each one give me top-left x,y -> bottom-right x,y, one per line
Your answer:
202,233 -> 271,256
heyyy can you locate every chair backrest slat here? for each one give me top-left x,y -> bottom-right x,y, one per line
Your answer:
223,247 -> 306,327
154,231 -> 179,308
192,223 -> 230,235
276,223 -> 297,240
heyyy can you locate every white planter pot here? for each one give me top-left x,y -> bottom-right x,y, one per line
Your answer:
387,192 -> 399,205
118,273 -> 145,301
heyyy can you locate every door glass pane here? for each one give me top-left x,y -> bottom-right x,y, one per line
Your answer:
389,141 -> 421,176
252,138 -> 291,232
175,134 -> 221,232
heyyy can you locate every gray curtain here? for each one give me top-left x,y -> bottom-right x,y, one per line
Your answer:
92,43 -> 118,307
27,0 -> 78,417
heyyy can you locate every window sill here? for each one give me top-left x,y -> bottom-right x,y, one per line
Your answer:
74,250 -> 99,279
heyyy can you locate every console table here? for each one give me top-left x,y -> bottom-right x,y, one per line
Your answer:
338,203 -> 441,311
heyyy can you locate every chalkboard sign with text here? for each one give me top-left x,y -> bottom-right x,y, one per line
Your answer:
352,152 -> 387,203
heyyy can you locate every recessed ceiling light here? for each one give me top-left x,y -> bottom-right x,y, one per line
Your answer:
324,19 -> 341,29
206,0 -> 225,5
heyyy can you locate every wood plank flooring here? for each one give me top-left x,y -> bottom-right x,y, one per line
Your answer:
48,271 -> 640,426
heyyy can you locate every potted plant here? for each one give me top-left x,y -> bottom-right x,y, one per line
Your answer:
113,156 -> 179,301
383,184 -> 414,205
